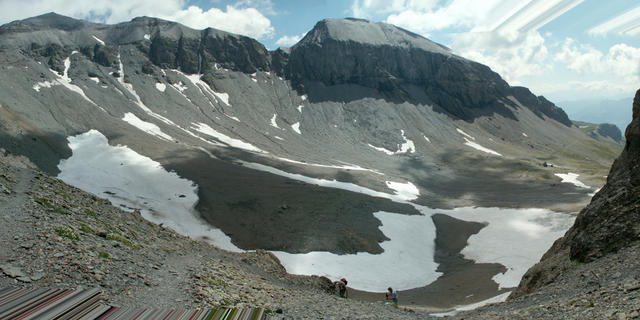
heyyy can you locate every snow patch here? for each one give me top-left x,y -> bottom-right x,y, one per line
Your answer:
431,292 -> 511,317
423,135 -> 431,143
213,91 -> 230,106
398,130 -> 415,153
273,157 -> 382,174
300,94 -> 307,101
297,105 -> 304,113
270,114 -> 280,129
274,210 -> 439,292
291,122 -> 301,134
444,207 -> 575,289
144,33 -> 151,40
274,136 -> 284,141
385,181 -> 419,201
191,122 -> 264,153
45,55 -> 102,110
92,35 -> 105,45
122,112 -> 173,141
32,81 -> 58,92
155,83 -> 166,92
522,132 -> 528,137
463,138 -> 502,156
555,173 -> 590,189
225,114 -> 240,122
368,130 -> 415,155
57,130 -> 241,252
241,162 -> 409,203
367,144 -> 395,155
115,55 -> 176,127
89,77 -> 100,84
457,128 -> 475,140
172,81 -> 188,92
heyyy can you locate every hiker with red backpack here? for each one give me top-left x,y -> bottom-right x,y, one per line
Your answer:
334,278 -> 348,298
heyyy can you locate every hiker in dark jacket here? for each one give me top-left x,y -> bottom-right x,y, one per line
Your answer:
385,287 -> 398,307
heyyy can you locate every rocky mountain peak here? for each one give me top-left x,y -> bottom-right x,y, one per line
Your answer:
297,18 -> 451,55
0,12 -> 92,32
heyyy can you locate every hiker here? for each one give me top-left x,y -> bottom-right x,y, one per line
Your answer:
385,287 -> 398,307
334,278 -> 348,298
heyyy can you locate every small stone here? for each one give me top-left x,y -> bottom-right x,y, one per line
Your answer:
53,252 -> 64,258
624,280 -> 640,292
94,274 -> 103,281
20,242 -> 34,249
1,264 -> 25,278
618,312 -> 627,320
628,311 -> 639,319
17,276 -> 32,283
30,272 -> 45,281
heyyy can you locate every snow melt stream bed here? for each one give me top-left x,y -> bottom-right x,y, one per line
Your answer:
57,130 -> 576,295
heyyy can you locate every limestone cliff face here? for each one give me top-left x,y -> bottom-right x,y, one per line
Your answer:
513,89 -> 640,297
0,13 -> 271,76
286,18 -> 571,125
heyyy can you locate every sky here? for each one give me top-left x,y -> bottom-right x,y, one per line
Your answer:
1,0 -> 639,102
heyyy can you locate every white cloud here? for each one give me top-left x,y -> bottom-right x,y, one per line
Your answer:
554,38 -> 604,74
275,33 -> 305,46
452,30 -> 550,82
167,5 -> 273,39
554,40 -> 640,78
0,0 -> 274,39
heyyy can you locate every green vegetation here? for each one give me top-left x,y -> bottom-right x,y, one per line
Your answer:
202,272 -> 227,287
33,196 -> 66,214
83,208 -> 97,217
97,251 -> 111,259
106,233 -> 138,249
54,226 -> 80,241
79,223 -> 94,234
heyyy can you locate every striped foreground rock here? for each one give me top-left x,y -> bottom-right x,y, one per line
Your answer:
0,287 -> 270,320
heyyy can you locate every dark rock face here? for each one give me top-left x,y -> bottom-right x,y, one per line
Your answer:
285,19 -> 572,125
596,123 -> 623,143
511,86 -> 572,126
513,89 -> 640,297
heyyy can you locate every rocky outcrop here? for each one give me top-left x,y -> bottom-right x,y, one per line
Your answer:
596,123 -> 623,143
512,89 -> 640,297
511,86 -> 572,126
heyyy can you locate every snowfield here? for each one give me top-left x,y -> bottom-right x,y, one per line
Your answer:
555,173 -> 590,189
57,130 -> 241,252
191,122 -> 264,153
273,210 -> 440,292
122,112 -> 173,141
463,138 -> 502,156
56,131 -> 575,295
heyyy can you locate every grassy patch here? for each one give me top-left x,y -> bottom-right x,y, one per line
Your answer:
106,233 -> 138,249
54,226 -> 80,241
97,251 -> 111,259
79,223 -> 94,234
202,272 -> 227,287
83,208 -> 97,217
34,196 -> 66,214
